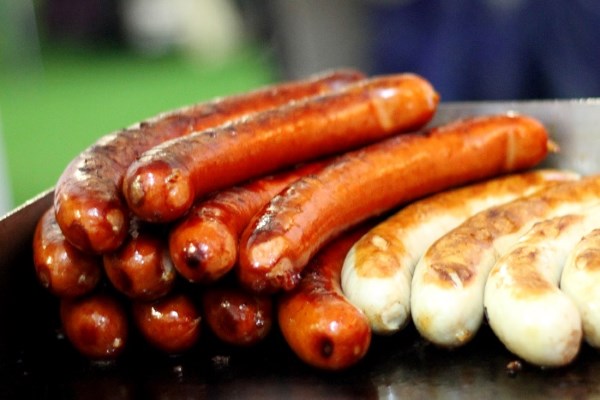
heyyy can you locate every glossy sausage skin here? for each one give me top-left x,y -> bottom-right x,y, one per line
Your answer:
238,114 -> 551,294
103,221 -> 176,301
122,73 -> 439,223
33,207 -> 103,298
60,293 -> 129,360
169,161 -> 327,284
278,225 -> 372,370
201,285 -> 273,346
132,292 -> 201,354
54,69 -> 366,254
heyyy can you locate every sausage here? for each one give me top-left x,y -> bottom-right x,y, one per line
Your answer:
131,292 -> 201,354
103,220 -> 176,301
484,207 -> 600,367
60,293 -> 129,360
561,228 -> 600,349
341,169 -> 579,334
169,161 -> 328,284
33,207 -> 103,298
201,284 -> 273,346
54,69 -> 366,254
277,225 -> 372,370
411,175 -> 600,349
238,114 -> 551,294
122,73 -> 439,223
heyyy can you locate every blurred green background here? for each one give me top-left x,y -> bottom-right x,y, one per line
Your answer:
0,0 -> 279,210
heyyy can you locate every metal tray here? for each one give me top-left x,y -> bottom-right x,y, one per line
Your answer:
2,99 -> 600,399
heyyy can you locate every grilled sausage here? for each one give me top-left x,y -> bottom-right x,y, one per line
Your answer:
238,114 -> 551,294
122,73 -> 439,223
411,175 -> 600,349
341,169 -> 579,334
485,207 -> 600,367
201,284 -> 273,346
103,220 -> 176,301
33,207 -> 103,298
60,293 -> 129,360
278,225 -> 372,370
169,161 -> 327,284
54,69 -> 366,253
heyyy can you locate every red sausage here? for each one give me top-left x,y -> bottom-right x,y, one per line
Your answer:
33,207 -> 102,298
60,293 -> 129,360
202,285 -> 273,347
122,73 -> 439,223
278,225 -> 372,370
132,292 -> 201,354
238,114 -> 551,293
54,69 -> 366,254
169,161 -> 327,284
103,220 -> 176,301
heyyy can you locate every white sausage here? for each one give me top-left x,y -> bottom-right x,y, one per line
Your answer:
411,175 -> 600,348
340,170 -> 579,334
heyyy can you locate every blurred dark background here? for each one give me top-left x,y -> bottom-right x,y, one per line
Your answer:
1,0 -> 599,210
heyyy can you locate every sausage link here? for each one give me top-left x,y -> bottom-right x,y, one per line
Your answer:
169,161 -> 328,284
33,207 -> 103,298
132,292 -> 201,354
238,114 -> 551,294
60,293 -> 129,360
103,220 -> 176,301
485,207 -> 600,367
411,175 -> 600,349
54,69 -> 366,253
278,225 -> 372,371
122,73 -> 439,222
341,169 -> 579,334
201,284 -> 273,346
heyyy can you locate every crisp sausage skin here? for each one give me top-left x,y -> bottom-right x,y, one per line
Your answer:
411,175 -> 600,349
278,225 -> 372,371
60,293 -> 129,360
238,114 -> 551,294
122,73 -> 439,223
341,169 -> 579,334
103,220 -> 176,301
169,161 -> 327,284
33,207 -> 103,298
54,69 -> 366,253
485,208 -> 600,367
201,285 -> 273,347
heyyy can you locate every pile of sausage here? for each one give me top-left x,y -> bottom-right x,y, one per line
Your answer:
33,68 -> 595,372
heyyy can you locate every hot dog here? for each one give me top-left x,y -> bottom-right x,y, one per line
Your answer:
131,292 -> 201,354
122,73 -> 439,223
411,175 -> 600,349
54,69 -> 366,253
33,207 -> 103,298
484,207 -> 600,367
238,114 -> 551,294
103,220 -> 176,301
60,293 -> 129,360
201,284 -> 273,347
277,225 -> 372,371
341,169 -> 579,334
561,228 -> 600,349
169,161 -> 328,284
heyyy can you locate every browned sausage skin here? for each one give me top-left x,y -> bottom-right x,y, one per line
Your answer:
103,220 -> 176,301
202,284 -> 273,347
238,114 -> 551,294
60,293 -> 129,360
122,73 -> 439,223
54,69 -> 366,254
278,225 -> 372,370
169,161 -> 327,284
33,207 -> 102,298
